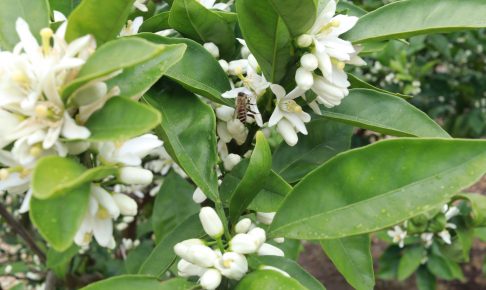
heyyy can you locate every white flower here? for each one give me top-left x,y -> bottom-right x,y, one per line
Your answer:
200,207 -> 224,239
268,85 -> 310,146
200,269 -> 222,290
133,0 -> 148,12
235,218 -> 252,234
215,252 -> 248,280
120,17 -> 144,37
198,0 -> 233,11
230,234 -> 260,254
145,146 -> 187,178
112,193 -> 138,216
438,229 -> 452,245
215,106 -> 235,122
203,42 -> 220,59
311,73 -> 350,108
0,150 -> 31,195
443,204 -> 460,220
176,244 -> 219,268
387,225 -> 407,248
225,119 -> 249,145
174,239 -> 205,256
193,187 -> 208,204
256,212 -> 276,225
247,227 -> 266,246
177,259 -> 207,277
223,154 -> 242,171
258,243 -> 284,257
97,134 -> 163,166
421,232 -> 434,248
222,87 -> 263,127
118,167 -> 153,185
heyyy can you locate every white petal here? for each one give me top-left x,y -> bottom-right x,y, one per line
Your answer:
92,217 -> 114,247
270,84 -> 286,99
268,108 -> 283,127
62,112 -> 91,140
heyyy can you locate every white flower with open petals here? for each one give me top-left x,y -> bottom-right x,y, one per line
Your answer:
387,225 -> 407,248
97,134 -> 163,166
222,87 -> 263,127
268,85 -> 310,146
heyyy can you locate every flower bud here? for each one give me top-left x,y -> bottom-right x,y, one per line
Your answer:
200,269 -> 222,290
295,67 -> 314,90
235,218 -> 252,234
241,45 -> 251,59
183,245 -> 219,268
199,207 -> 224,239
118,167 -> 153,185
218,59 -> 229,73
177,259 -> 207,277
277,119 -> 298,146
300,53 -> 318,72
215,106 -> 235,122
174,239 -> 205,257
223,154 -> 242,171
258,243 -> 284,257
256,212 -> 276,225
226,119 -> 248,145
297,34 -> 313,48
193,188 -> 207,204
112,193 -> 138,216
273,237 -> 285,244
217,122 -> 233,143
230,234 -> 259,254
203,42 -> 220,59
215,252 -> 248,280
247,227 -> 266,247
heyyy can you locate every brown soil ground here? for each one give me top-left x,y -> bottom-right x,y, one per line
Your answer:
298,176 -> 486,290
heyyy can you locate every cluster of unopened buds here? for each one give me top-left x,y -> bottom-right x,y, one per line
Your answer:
174,207 -> 285,289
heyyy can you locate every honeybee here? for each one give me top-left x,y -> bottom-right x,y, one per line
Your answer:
235,92 -> 257,123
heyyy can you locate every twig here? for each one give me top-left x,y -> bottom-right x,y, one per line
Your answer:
44,271 -> 58,290
0,203 -> 46,263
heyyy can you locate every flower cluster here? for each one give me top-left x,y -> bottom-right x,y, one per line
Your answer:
174,207 -> 284,290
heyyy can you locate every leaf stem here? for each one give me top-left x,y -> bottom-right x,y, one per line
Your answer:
215,200 -> 231,241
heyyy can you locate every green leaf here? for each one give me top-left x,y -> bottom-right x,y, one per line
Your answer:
377,246 -> 400,280
86,97 -> 161,141
49,0 -> 80,17
249,256 -> 326,290
32,156 -> 117,199
0,0 -> 50,50
80,276 -> 193,290
344,0 -> 486,43
269,139 -> 486,239
416,266 -> 436,290
348,74 -> 412,100
454,193 -> 486,226
32,156 -> 87,199
320,89 -> 450,138
139,214 -> 205,277
272,118 -> 353,183
336,1 -> 367,17
235,270 -> 307,290
63,37 -> 169,98
66,0 -> 134,44
138,33 -> 232,105
47,245 -> 79,278
125,241 -> 155,274
268,0 -> 317,36
30,184 -> 90,251
152,172 -> 199,243
320,235 -> 374,290
236,0 -> 293,82
397,246 -> 424,281
426,252 -> 464,281
140,12 -> 171,33
169,0 -> 235,57
229,132 -> 272,222
144,86 -> 219,201
106,42 -> 186,99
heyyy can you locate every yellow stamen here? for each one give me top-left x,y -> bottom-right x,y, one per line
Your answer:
29,145 -> 43,157
223,259 -> 233,268
11,70 -> 29,85
282,100 -> 303,113
0,169 -> 9,180
35,104 -> 49,118
96,207 -> 111,220
319,20 -> 341,34
83,232 -> 93,243
40,28 -> 53,55
20,168 -> 31,178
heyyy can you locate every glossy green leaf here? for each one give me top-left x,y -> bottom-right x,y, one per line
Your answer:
80,276 -> 193,290
236,0 -> 293,82
32,156 -> 117,199
229,132 -> 272,222
235,270 -> 306,290
152,172 -> 199,243
125,241 -> 154,274
426,252 -> 464,281
30,184 -> 90,251
140,12 -> 171,32
336,1 -> 367,17
144,86 -> 219,201
49,0 -> 80,16
321,235 -> 374,290
320,89 -> 450,138
139,214 -> 205,277
377,246 -> 400,280
348,74 -> 412,100
272,118 -> 352,183
249,256 -> 326,290
397,246 -> 424,281
344,0 -> 486,43
47,245 -> 79,277
63,37 -> 168,98
106,42 -> 186,99
454,193 -> 486,226
269,139 -> 486,239
32,156 -> 86,199
268,0 -> 317,36
66,0 -> 134,44
86,97 -> 161,141
138,33 -> 231,105
416,266 -> 436,290
169,0 -> 235,56
0,0 -> 50,50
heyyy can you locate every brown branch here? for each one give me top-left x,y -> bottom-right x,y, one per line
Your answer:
0,202 -> 46,263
